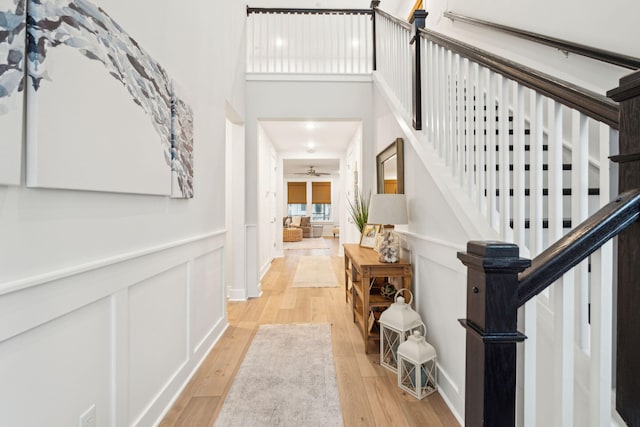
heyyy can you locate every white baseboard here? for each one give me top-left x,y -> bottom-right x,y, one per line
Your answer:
227,287 -> 247,301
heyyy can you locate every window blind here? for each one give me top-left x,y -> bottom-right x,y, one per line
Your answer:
312,182 -> 331,204
287,182 -> 306,204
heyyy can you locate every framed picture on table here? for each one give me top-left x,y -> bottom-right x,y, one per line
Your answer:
360,224 -> 381,248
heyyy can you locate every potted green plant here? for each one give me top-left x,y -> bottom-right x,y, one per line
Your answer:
347,187 -> 371,234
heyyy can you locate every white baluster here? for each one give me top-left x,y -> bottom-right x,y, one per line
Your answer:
588,123 -> 614,427
529,91 -> 544,256
571,111 -> 589,351
474,65 -> 486,213
512,82 -> 526,246
463,58 -> 472,194
546,99 -> 574,427
498,75 -> 511,241
403,28 -> 409,113
247,14 -> 253,72
447,50 -> 455,169
438,47 -> 454,168
438,45 -> 447,156
486,71 -> 498,231
429,41 -> 437,143
456,54 -> 465,186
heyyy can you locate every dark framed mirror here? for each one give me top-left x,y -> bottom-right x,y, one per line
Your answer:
376,138 -> 404,194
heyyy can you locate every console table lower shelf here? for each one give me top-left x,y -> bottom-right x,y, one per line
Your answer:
343,243 -> 412,353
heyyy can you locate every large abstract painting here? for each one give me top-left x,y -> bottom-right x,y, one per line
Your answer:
0,0 -> 25,186
26,0 -> 194,198
171,80 -> 194,198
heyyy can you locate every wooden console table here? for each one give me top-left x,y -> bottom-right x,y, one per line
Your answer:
343,243 -> 412,353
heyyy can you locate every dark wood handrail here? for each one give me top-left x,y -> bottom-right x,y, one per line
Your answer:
444,12 -> 640,70
247,7 -> 372,16
518,188 -> 640,306
373,7 -> 412,30
417,26 -> 620,129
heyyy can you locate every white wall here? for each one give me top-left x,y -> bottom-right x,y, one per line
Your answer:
437,0 -> 640,59
0,1 -> 246,426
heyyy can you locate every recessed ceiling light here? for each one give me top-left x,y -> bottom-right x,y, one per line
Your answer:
307,141 -> 315,152
352,39 -> 360,47
275,38 -> 285,47
305,122 -> 315,130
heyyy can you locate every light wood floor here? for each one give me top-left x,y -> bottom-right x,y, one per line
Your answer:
160,238 -> 459,426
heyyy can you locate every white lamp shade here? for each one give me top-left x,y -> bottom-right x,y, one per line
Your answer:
368,194 -> 408,225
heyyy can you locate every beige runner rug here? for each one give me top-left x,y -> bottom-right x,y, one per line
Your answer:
213,323 -> 344,427
283,238 -> 330,250
291,256 -> 340,288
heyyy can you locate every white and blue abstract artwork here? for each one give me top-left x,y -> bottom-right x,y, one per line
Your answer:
0,0 -> 25,186
171,80 -> 194,198
26,0 -> 194,198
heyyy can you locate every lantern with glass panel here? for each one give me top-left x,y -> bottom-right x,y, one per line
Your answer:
397,329 -> 438,400
378,289 -> 423,372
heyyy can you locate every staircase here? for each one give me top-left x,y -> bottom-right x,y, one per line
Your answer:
465,98 -> 603,249
375,8 -> 620,426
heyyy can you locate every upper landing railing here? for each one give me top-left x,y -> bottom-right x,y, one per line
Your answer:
246,7 -> 374,75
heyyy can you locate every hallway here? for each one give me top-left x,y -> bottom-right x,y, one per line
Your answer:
160,238 -> 458,426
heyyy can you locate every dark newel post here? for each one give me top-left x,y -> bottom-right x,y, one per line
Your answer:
409,10 -> 427,130
457,241 -> 531,427
370,1 -> 380,71
608,70 -> 640,426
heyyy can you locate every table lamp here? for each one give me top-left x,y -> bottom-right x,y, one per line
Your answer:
367,194 -> 408,262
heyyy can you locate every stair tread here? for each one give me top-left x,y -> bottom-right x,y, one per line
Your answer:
486,188 -> 600,196
508,218 -> 573,228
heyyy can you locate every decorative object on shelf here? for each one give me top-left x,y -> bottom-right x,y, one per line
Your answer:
397,329 -> 438,400
380,283 -> 396,299
379,289 -> 424,372
360,223 -> 380,248
379,231 -> 400,262
367,194 -> 408,263
347,187 -> 371,234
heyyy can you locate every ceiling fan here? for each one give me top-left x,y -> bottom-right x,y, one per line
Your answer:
294,166 -> 330,177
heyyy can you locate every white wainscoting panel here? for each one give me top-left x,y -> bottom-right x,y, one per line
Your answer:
192,249 -> 225,353
0,231 -> 227,427
128,264 -> 188,425
0,298 -> 112,427
400,231 -> 466,423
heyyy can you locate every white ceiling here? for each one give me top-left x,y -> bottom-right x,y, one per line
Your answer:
259,120 -> 361,177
